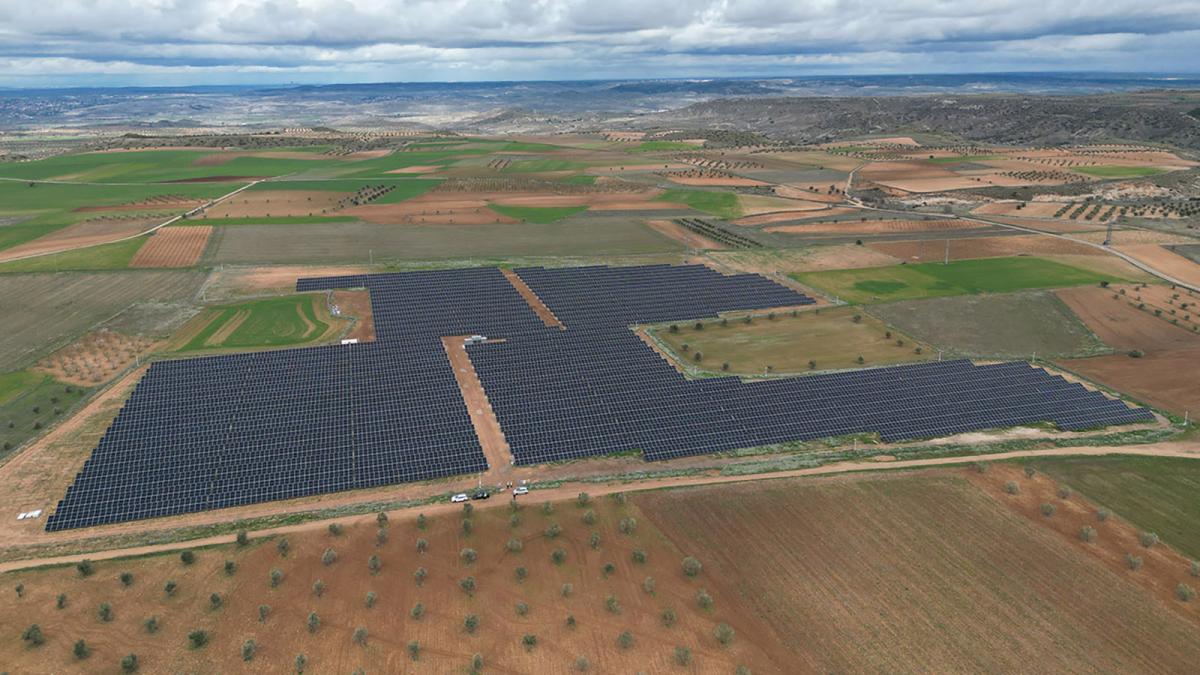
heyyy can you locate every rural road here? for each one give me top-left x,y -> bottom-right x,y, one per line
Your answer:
4,441 -> 1197,575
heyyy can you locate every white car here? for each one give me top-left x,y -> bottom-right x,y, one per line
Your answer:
512,486 -> 529,496
450,493 -> 470,503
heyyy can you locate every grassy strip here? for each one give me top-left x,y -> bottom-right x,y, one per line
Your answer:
631,141 -> 702,152
1073,166 -> 1167,179
178,294 -> 331,351
182,216 -> 354,226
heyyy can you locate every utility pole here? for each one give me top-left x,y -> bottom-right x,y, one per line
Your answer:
944,238 -> 950,265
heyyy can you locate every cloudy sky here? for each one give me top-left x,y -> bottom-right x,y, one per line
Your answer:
1,1 -> 1198,87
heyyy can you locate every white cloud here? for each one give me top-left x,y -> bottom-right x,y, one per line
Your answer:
0,0 -> 1196,85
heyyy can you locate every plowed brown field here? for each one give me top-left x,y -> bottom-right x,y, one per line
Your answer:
130,227 -> 213,268
0,219 -> 158,262
869,234 -> 1099,261
0,497 -> 783,673
638,472 -> 1200,673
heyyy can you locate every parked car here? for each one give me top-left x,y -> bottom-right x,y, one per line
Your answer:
451,493 -> 469,503
513,486 -> 529,496
472,490 -> 491,500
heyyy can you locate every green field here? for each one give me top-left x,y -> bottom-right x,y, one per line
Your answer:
1030,456 -> 1200,559
0,150 -> 334,183
179,294 -> 339,351
0,180 -> 232,253
926,155 -> 1003,164
654,305 -> 933,374
869,290 -> 1108,358
656,189 -> 742,220
793,257 -> 1120,304
501,159 -> 588,173
489,204 -> 588,223
0,236 -> 146,274
0,371 -> 89,459
1073,166 -> 1168,179
188,216 -> 355,226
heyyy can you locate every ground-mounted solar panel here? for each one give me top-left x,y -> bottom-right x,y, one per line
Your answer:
46,264 -> 1151,531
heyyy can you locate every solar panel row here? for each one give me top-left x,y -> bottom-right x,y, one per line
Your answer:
45,264 -> 1152,531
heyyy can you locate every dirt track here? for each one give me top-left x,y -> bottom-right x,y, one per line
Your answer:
3,441 -> 1197,574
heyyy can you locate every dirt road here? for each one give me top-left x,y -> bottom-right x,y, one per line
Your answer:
3,440 -> 1196,574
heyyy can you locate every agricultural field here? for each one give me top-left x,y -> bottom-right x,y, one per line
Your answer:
0,494 -> 777,673
652,306 -> 933,374
794,257 -> 1121,304
869,290 -> 1108,358
638,472 -> 1200,673
0,271 -> 207,372
173,294 -> 348,352
0,371 -> 88,460
130,227 -> 213,268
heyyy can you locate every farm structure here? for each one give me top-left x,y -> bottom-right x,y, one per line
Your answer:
47,265 -> 1151,530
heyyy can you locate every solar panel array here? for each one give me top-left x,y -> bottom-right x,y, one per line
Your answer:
46,264 -> 1152,531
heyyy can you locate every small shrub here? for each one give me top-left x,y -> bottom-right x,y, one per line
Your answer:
236,530 -> 250,547
1191,560 -> 1200,578
144,616 -> 159,634
463,502 -> 474,517
277,538 -> 290,557
376,511 -> 389,527
1126,553 -> 1144,571
460,576 -> 477,596
516,566 -> 528,582
22,624 -> 45,647
619,517 -> 637,534
414,567 -> 428,586
507,537 -> 524,553
643,576 -> 656,594
602,562 -> 616,577
1024,466 -> 1036,478
180,550 -> 195,566
1096,508 -> 1110,522
1177,583 -> 1197,602
353,626 -> 368,646
577,492 -> 591,507
242,639 -> 257,662
522,634 -> 538,651
575,655 -> 591,671
1004,481 -> 1020,495
411,602 -> 425,620
270,569 -> 284,588
77,559 -> 95,577
509,513 -> 521,528
462,518 -> 473,535
566,614 -> 577,629
1058,486 -> 1073,499
327,523 -> 343,536
661,606 -> 678,627
98,602 -> 114,622
258,604 -> 270,622
1079,526 -> 1097,543
416,513 -> 427,530
188,629 -> 208,649
306,612 -> 320,633
57,593 -> 67,609
376,528 -> 388,547
312,580 -> 325,598
74,638 -> 90,659
582,509 -> 596,525
408,640 -> 421,660
675,645 -> 692,666
542,502 -> 554,516
696,588 -> 713,609
224,560 -> 236,576
464,613 -> 479,634
321,548 -> 338,566
617,631 -> 634,650
471,653 -> 484,672
682,556 -> 703,577
632,548 -> 647,564
516,601 -> 529,616
973,462 -> 989,474
416,537 -> 429,553
368,554 -> 381,574
294,653 -> 307,673
545,523 -> 562,539
461,547 -> 478,565
552,548 -> 567,565
714,622 -> 735,646
1140,531 -> 1160,548
209,592 -> 223,609
593,591 -> 617,615
589,532 -> 601,550
121,654 -> 139,673
561,582 -> 574,597
1040,503 -> 1056,517
365,591 -> 377,608
119,571 -> 134,587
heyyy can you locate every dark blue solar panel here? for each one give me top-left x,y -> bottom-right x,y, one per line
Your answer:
45,264 -> 1151,531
